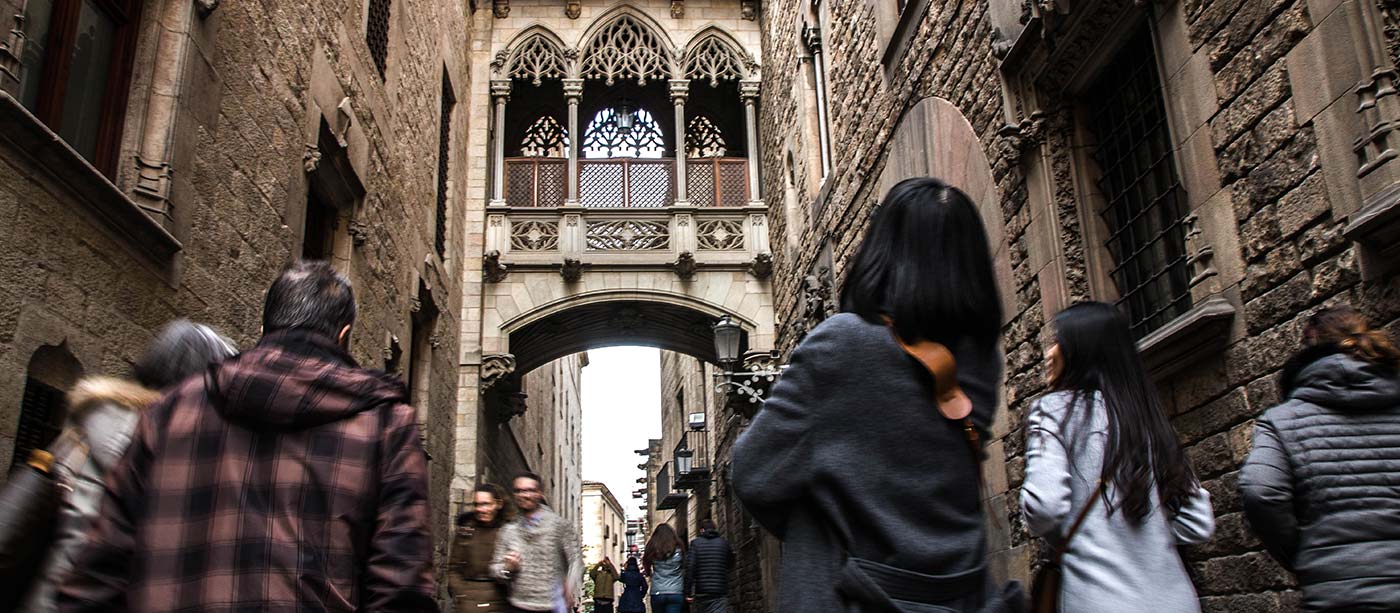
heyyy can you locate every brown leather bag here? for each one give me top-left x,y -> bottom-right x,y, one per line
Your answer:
1028,485 -> 1100,613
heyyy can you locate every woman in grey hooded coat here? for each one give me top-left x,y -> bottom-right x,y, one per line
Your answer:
1240,305 -> 1400,612
19,320 -> 235,612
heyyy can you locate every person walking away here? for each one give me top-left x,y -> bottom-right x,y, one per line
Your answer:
1240,305 -> 1400,611
450,483 -> 511,612
642,524 -> 685,613
588,556 -> 620,613
1021,302 -> 1215,612
56,260 -> 436,611
17,320 -> 235,612
617,557 -> 648,613
731,177 -> 1019,611
685,519 -> 734,613
491,472 -> 583,613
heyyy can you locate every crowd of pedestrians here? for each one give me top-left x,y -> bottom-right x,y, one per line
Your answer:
732,177 -> 1400,612
2,177 -> 1398,613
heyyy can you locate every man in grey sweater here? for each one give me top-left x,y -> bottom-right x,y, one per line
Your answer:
491,472 -> 582,612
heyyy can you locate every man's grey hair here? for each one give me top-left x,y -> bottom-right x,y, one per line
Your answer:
261,260 -> 357,339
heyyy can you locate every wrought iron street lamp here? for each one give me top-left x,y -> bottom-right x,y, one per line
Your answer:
617,101 -> 636,135
712,315 -> 784,408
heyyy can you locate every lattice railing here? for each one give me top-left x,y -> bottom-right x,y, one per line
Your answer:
580,159 -> 675,208
687,158 -> 749,207
504,158 -> 567,207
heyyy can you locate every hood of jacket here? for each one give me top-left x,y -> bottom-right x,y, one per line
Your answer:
1288,348 -> 1400,411
69,376 -> 161,416
208,329 -> 407,429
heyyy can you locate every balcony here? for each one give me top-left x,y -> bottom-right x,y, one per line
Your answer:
504,157 -> 750,209
655,461 -> 688,510
673,429 -> 710,490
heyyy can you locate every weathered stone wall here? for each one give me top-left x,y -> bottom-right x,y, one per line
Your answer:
0,0 -> 474,578
753,0 -> 1400,610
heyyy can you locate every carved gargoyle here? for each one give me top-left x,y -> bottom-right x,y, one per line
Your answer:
483,250 -> 508,283
493,0 -> 509,18
561,258 -> 584,282
674,252 -> 698,280
566,0 -> 581,18
347,220 -> 369,246
480,354 -> 517,393
749,253 -> 774,279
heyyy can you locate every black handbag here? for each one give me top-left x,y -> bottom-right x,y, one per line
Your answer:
1028,485 -> 1100,613
0,448 -> 64,610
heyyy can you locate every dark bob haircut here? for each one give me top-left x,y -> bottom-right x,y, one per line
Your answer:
133,319 -> 237,389
262,260 -> 357,339
839,177 -> 1002,344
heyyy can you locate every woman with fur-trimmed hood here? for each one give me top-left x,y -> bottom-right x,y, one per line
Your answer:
19,320 -> 235,612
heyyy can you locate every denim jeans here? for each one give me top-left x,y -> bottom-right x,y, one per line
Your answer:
650,593 -> 684,613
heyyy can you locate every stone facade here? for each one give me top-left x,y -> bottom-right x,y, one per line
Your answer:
754,0 -> 1400,610
0,0 -> 473,578
581,481 -> 628,599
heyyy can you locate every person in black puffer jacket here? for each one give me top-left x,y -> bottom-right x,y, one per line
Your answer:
1241,305 -> 1400,612
684,519 -> 734,613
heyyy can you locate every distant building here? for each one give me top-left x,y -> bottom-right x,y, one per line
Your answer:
582,481 -> 628,599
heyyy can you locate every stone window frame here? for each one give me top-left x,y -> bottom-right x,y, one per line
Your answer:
872,0 -> 931,77
1006,2 -> 1238,379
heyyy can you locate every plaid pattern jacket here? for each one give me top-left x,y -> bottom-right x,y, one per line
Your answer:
57,330 -> 436,612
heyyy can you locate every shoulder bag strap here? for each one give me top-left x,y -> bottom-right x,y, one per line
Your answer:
883,322 -> 981,460
1052,483 -> 1102,562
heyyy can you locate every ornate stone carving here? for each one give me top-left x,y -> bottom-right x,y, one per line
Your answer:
802,26 -> 821,54
303,144 -> 321,173
1183,213 -> 1218,287
409,297 -> 422,314
511,220 -> 560,251
697,219 -> 745,250
429,334 -> 443,349
561,257 -> 584,282
483,250 -> 509,283
788,265 -> 837,342
480,354 -> 518,391
493,0 -> 509,18
347,220 -> 369,246
566,0 -> 581,19
195,0 -> 219,17
684,32 -> 752,86
749,252 -> 774,279
741,0 -> 757,20
587,220 -> 670,250
671,0 -> 685,17
580,14 -> 670,85
674,251 -> 698,279
500,33 -> 567,86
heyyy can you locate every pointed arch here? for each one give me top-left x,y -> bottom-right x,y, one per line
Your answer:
683,27 -> 754,86
496,26 -> 570,85
579,7 -> 675,86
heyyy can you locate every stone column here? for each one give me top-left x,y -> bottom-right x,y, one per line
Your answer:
740,80 -> 762,201
670,79 -> 690,204
563,78 -> 583,206
802,26 -> 831,179
490,79 -> 512,205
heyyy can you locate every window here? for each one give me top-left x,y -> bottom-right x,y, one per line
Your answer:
1084,27 -> 1192,338
18,0 -> 141,175
365,0 -> 391,79
435,73 -> 454,259
302,190 -> 338,260
520,115 -> 569,157
12,377 -> 65,469
582,107 -> 664,159
685,115 -> 727,158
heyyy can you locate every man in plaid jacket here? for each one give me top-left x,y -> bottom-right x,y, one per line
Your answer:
58,261 -> 436,611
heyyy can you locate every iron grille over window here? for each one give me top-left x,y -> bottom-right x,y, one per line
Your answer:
366,0 -> 391,79
521,115 -> 569,157
1086,28 -> 1192,338
12,377 -> 64,469
583,107 -> 664,159
435,75 -> 454,259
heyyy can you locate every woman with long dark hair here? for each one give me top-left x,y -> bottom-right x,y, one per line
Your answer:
641,524 -> 685,613
1241,305 -> 1400,611
733,177 -> 1018,611
1021,301 -> 1214,612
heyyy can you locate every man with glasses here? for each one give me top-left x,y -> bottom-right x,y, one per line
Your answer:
492,472 -> 582,613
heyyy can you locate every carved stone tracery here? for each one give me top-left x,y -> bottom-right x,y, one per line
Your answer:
684,33 -> 750,86
500,33 -> 568,86
580,14 -> 670,86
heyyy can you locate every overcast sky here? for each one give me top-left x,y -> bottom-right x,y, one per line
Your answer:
581,346 -> 662,520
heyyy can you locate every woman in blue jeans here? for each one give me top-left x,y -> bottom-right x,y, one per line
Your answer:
641,524 -> 685,613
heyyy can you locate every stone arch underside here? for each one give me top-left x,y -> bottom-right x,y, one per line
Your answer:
507,296 -> 750,375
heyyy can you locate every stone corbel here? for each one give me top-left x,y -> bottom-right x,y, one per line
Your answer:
195,0 -> 219,17
741,0 -> 757,20
347,220 -> 369,246
671,0 -> 684,18
480,353 -> 517,392
566,0 -> 581,19
493,0 -> 509,18
674,251 -> 698,280
560,257 -> 584,282
483,250 -> 509,283
748,253 -> 773,279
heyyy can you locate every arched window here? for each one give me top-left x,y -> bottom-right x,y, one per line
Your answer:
685,116 -> 727,158
520,115 -> 569,157
582,107 -> 664,158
